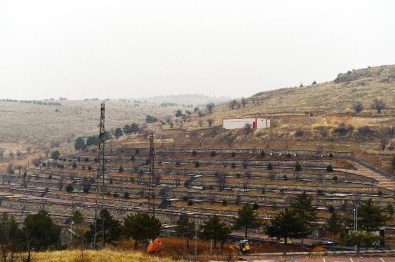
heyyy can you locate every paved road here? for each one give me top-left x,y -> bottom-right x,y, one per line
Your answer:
236,255 -> 395,262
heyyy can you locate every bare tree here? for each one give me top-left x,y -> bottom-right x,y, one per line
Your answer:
379,136 -> 390,150
241,97 -> 247,108
244,123 -> 252,134
229,99 -> 239,110
206,103 -> 215,114
7,164 -> 14,175
353,101 -> 364,114
58,175 -> 65,191
388,125 -> 395,138
372,98 -> 386,114
215,172 -> 227,191
207,119 -> 214,127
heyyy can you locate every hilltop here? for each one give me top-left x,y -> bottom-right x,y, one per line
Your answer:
219,64 -> 395,116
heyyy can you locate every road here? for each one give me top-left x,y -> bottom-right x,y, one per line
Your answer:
236,255 -> 395,262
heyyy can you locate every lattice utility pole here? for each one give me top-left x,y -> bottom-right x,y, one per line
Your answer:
94,102 -> 106,248
149,132 -> 155,218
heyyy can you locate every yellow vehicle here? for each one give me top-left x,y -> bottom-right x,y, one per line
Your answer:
239,239 -> 251,254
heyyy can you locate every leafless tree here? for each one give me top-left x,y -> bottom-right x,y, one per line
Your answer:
388,125 -> 395,138
215,172 -> 227,191
229,99 -> 240,110
241,97 -> 247,108
372,98 -> 386,114
379,136 -> 390,150
7,164 -> 14,175
207,119 -> 214,127
206,103 -> 215,114
244,123 -> 252,134
353,101 -> 364,114
58,175 -> 65,191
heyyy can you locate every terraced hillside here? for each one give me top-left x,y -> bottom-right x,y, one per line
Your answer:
1,142 -> 394,242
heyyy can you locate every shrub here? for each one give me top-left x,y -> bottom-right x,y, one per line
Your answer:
210,151 -> 216,157
329,153 -> 334,158
194,161 -> 200,168
327,165 -> 334,172
65,184 -> 73,192
192,150 -> 197,156
333,175 -> 338,182
295,130 -> 305,137
295,162 -> 302,172
222,200 -> 228,206
187,199 -> 194,206
252,202 -> 259,210
260,150 -> 265,157
231,152 -> 236,157
267,163 -> 273,170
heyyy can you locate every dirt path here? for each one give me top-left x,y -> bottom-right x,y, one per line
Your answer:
336,161 -> 395,192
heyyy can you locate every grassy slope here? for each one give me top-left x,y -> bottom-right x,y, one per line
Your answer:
218,64 -> 395,117
33,249 -> 175,262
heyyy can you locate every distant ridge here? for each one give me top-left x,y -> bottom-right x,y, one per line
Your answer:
139,94 -> 230,106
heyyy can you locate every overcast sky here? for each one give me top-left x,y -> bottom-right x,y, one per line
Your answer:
0,0 -> 394,100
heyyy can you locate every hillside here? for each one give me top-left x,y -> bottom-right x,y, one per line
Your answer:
219,64 -> 395,116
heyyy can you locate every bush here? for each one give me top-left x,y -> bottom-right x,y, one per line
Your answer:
252,202 -> 259,210
333,175 -> 338,182
267,163 -> 273,170
231,152 -> 236,157
192,150 -> 197,156
222,200 -> 228,206
210,151 -> 216,157
145,115 -> 158,123
329,153 -> 334,158
187,199 -> 194,206
295,162 -> 302,172
295,130 -> 305,137
327,165 -> 334,172
66,184 -> 73,192
194,161 -> 200,168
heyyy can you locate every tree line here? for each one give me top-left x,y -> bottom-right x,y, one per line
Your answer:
1,193 -> 390,258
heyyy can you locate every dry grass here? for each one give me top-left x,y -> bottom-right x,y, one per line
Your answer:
33,249 -> 176,262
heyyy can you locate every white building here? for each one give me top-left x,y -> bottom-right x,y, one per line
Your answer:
222,118 -> 270,129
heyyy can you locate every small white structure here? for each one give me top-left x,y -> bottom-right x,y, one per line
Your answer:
222,118 -> 270,129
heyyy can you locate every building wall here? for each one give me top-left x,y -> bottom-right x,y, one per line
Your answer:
223,118 -> 270,129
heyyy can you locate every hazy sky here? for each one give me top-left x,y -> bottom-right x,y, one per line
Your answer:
1,1 -> 394,100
